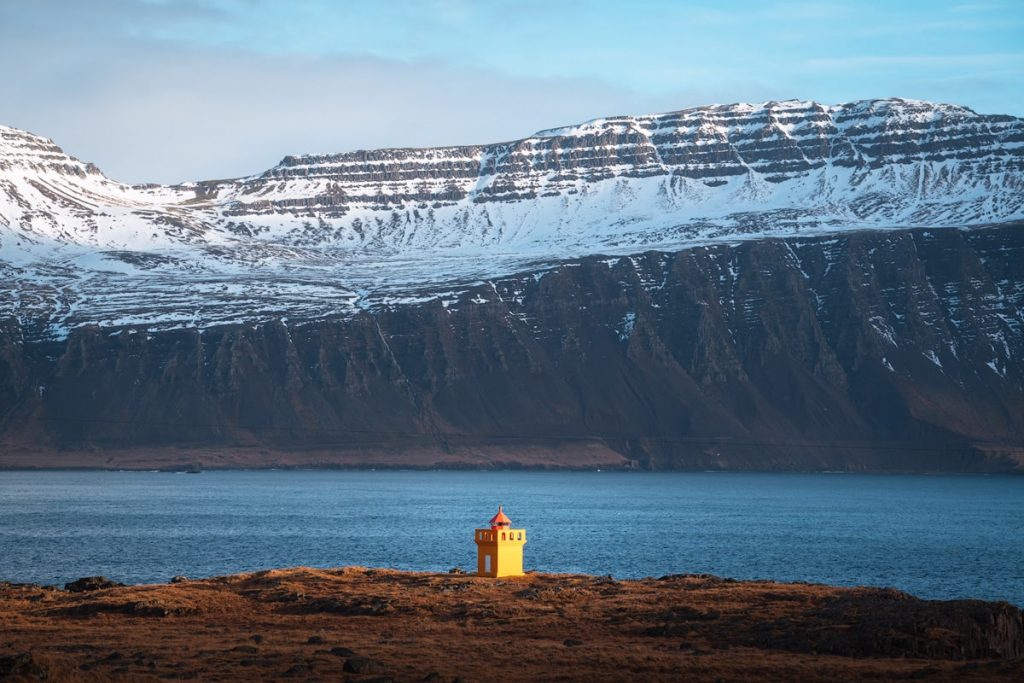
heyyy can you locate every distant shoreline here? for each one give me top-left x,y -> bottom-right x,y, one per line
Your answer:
3,464 -> 1023,474
1,444 -> 1021,474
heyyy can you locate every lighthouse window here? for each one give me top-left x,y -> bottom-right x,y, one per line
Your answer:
501,532 -> 506,540
517,532 -> 523,540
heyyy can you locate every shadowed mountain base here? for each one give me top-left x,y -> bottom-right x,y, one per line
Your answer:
0,225 -> 1022,472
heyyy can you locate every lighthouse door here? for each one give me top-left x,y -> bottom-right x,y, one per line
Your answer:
484,554 -> 492,574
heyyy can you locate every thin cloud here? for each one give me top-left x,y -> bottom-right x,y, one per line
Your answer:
1,42 -> 684,184
1,0 -> 1021,182
800,53 -> 1024,71
948,2 -> 1010,13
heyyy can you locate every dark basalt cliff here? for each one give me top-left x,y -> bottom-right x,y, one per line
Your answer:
1,224 -> 1021,471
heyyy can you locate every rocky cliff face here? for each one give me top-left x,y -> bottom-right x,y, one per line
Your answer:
2,224 -> 1021,471
242,98 -> 1024,222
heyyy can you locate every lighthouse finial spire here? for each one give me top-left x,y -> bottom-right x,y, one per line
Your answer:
489,505 -> 512,528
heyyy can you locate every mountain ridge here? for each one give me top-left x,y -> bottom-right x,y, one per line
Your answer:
1,97 -> 1022,338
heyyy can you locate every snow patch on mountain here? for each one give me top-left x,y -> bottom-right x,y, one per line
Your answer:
1,98 -> 1022,338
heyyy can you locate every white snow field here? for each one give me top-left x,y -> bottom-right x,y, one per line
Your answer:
1,98 -> 1021,337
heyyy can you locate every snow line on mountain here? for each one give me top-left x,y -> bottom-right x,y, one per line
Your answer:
1,97 -> 1022,336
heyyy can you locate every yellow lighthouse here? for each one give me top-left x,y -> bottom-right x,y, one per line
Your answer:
474,505 -> 527,577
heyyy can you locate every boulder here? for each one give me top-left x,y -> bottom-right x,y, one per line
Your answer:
0,653 -> 48,678
64,576 -> 123,592
344,657 -> 388,674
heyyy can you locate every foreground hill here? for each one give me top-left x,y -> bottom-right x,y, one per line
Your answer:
1,567 -> 1021,681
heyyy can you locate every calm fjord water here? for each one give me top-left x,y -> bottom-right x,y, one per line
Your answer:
1,471 -> 1021,605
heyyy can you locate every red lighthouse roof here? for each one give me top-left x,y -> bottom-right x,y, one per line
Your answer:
489,505 -> 512,528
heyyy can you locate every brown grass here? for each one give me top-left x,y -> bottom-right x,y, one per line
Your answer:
1,568 -> 1021,682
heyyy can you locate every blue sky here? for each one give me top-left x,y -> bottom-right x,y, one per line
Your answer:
1,0 -> 1021,183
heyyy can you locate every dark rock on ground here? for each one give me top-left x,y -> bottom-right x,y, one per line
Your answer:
56,599 -> 192,618
643,586 -> 1024,660
290,595 -> 395,616
0,653 -> 49,679
283,661 -> 312,676
344,657 -> 389,674
64,576 -> 124,592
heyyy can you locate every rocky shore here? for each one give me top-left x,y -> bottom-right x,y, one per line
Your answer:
1,567 -> 1022,681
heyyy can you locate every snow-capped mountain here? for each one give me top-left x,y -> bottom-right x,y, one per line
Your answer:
2,98 -> 1023,470
1,97 -> 1022,337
